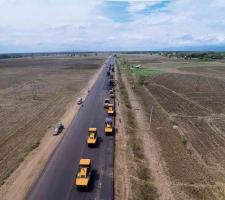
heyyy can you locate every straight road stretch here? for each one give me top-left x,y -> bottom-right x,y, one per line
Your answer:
26,56 -> 116,200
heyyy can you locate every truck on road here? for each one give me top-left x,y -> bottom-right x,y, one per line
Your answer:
108,79 -> 115,88
109,89 -> 115,98
104,117 -> 113,135
104,98 -> 110,108
107,104 -> 114,116
87,128 -> 98,147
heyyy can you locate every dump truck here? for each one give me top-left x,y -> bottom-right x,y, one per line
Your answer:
107,104 -> 114,116
75,159 -> 92,190
87,128 -> 98,147
104,98 -> 110,108
105,117 -> 113,135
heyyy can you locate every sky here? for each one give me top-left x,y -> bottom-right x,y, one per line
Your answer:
0,0 -> 225,53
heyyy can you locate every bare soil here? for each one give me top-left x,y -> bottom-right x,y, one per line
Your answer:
122,71 -> 174,200
114,82 -> 130,200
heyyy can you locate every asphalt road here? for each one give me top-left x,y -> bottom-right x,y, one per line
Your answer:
26,56 -> 115,200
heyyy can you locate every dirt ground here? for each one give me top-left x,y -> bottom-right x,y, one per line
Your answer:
114,70 -> 130,200
0,55 -> 105,199
117,66 -> 174,200
118,54 -> 225,199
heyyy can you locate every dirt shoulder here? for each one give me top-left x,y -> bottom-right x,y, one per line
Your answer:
122,67 -> 174,200
114,64 -> 130,200
0,63 -> 104,200
115,61 -> 160,200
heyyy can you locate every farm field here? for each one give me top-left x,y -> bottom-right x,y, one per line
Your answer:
0,55 -> 105,186
118,54 -> 225,199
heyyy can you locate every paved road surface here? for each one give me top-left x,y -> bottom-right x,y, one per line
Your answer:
26,56 -> 115,200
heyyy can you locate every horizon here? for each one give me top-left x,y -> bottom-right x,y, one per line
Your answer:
1,50 -> 225,55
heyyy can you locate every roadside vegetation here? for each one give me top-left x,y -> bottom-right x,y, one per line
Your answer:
116,59 -> 158,200
131,67 -> 162,77
162,51 -> 225,61
118,51 -> 225,61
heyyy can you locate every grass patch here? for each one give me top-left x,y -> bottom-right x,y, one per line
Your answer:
182,138 -> 188,146
180,185 -> 216,200
137,164 -> 150,181
117,60 -> 144,160
137,76 -> 145,85
132,67 -> 163,77
117,61 -> 132,109
132,179 -> 158,200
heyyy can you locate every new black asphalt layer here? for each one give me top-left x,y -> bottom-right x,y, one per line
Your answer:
26,57 -> 115,200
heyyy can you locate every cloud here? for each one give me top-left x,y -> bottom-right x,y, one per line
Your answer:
0,0 -> 225,52
126,0 -> 169,13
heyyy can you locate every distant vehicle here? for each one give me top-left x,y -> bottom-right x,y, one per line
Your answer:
105,117 -> 113,135
87,128 -> 98,147
108,79 -> 115,87
106,71 -> 110,76
107,104 -> 114,116
77,97 -> 83,105
104,98 -> 110,108
53,122 -> 64,136
75,159 -> 92,190
109,90 -> 115,98
132,64 -> 141,68
110,74 -> 114,79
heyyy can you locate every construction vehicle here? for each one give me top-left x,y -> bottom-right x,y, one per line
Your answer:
109,89 -> 115,98
87,128 -> 98,147
105,117 -> 113,135
108,79 -> 115,87
107,104 -> 114,116
75,159 -> 92,190
104,98 -> 110,108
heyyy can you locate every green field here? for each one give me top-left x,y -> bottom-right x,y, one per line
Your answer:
131,67 -> 163,77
